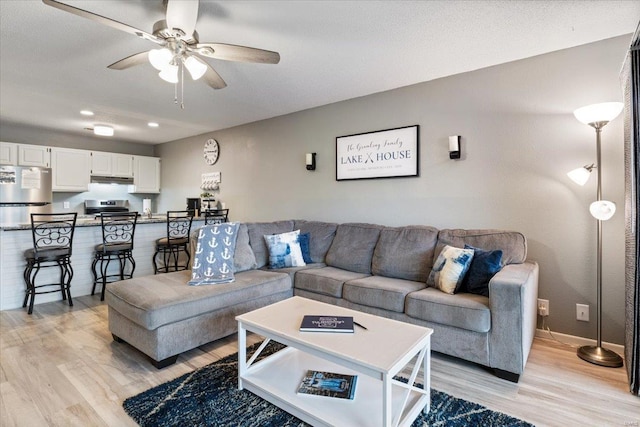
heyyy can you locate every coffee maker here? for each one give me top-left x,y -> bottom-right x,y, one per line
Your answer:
186,198 -> 201,217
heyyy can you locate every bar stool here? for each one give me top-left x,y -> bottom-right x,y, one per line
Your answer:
152,211 -> 194,274
91,212 -> 138,301
23,213 -> 77,315
203,209 -> 229,225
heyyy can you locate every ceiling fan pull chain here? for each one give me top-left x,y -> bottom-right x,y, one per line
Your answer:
181,61 -> 185,109
174,79 -> 178,105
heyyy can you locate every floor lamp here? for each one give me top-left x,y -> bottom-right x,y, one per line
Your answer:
568,101 -> 624,368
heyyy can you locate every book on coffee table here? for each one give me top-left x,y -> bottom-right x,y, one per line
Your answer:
299,315 -> 354,333
297,370 -> 358,400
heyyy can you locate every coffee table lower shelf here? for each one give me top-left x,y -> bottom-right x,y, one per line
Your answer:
240,346 -> 428,427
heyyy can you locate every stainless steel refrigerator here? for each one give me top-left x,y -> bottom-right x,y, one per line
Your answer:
0,166 -> 53,225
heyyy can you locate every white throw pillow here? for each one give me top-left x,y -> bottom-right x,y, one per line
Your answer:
428,245 -> 474,294
264,230 -> 306,268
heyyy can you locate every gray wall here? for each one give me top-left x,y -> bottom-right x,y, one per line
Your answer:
157,35 -> 629,344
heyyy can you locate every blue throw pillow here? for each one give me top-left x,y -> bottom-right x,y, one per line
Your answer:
298,232 -> 313,264
458,244 -> 503,296
189,223 -> 239,286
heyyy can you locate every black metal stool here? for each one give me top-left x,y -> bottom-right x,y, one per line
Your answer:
23,212 -> 77,315
91,212 -> 138,301
203,208 -> 229,225
152,211 -> 194,274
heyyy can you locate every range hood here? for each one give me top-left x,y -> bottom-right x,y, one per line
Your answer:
90,175 -> 134,185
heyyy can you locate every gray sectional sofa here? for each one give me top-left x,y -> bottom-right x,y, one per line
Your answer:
106,219 -> 538,382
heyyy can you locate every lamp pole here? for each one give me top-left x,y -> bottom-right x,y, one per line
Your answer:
576,120 -> 623,368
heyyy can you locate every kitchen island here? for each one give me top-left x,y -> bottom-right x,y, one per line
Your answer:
0,215 -> 205,311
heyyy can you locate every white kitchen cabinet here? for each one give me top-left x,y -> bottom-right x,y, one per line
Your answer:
18,144 -> 50,167
129,156 -> 160,193
51,147 -> 90,192
91,152 -> 133,177
0,142 -> 17,165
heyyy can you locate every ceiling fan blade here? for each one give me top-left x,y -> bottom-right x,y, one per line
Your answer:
42,0 -> 163,44
166,0 -> 198,38
202,63 -> 227,90
194,43 -> 280,64
107,52 -> 150,70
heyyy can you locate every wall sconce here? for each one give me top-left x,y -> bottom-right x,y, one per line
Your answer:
449,135 -> 461,159
306,153 -> 316,171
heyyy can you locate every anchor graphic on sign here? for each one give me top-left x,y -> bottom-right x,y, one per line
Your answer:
221,248 -> 232,260
192,258 -> 201,269
209,238 -> 218,249
206,252 -> 217,264
223,236 -> 232,246
195,242 -> 203,255
219,263 -> 230,274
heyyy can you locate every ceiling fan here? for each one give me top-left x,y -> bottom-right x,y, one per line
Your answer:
42,0 -> 280,101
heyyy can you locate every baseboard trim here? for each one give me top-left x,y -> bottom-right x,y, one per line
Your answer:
536,328 -> 625,356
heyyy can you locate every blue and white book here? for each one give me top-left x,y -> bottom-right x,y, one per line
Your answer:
299,315 -> 354,333
297,370 -> 358,400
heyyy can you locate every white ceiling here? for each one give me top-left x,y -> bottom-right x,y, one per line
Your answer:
1,0 -> 638,145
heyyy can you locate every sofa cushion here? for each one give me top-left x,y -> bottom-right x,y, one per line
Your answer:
294,220 -> 339,263
372,225 -> 438,282
264,230 -> 306,268
233,223 -> 258,272
325,223 -> 383,274
405,287 -> 491,333
295,266 -> 369,298
247,220 -> 294,268
189,223 -> 239,286
342,276 -> 426,313
436,229 -> 526,265
106,269 -> 291,330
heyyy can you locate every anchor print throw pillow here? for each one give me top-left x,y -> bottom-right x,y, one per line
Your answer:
189,223 -> 239,286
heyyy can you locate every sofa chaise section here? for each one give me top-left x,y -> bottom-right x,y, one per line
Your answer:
106,269 -> 291,367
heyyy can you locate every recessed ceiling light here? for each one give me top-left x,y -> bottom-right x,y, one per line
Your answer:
80,110 -> 94,116
148,122 -> 159,128
94,125 -> 114,136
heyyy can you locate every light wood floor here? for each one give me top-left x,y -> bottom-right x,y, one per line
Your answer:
1,296 -> 638,426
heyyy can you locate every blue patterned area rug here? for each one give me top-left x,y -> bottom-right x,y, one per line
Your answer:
123,341 -> 534,427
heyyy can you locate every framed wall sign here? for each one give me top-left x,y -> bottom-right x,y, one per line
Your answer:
336,125 -> 419,181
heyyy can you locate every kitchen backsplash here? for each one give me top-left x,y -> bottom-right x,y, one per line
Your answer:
52,183 -> 158,215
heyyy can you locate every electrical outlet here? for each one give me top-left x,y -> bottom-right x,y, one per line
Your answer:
537,299 -> 549,317
63,202 -> 70,209
576,304 -> 589,321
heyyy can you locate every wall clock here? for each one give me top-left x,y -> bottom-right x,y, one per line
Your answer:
203,138 -> 219,165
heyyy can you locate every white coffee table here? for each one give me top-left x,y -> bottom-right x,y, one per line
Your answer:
236,296 -> 433,427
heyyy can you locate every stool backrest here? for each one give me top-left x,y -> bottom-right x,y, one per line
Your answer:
166,211 -> 194,244
204,209 -> 229,225
99,212 -> 138,250
30,213 -> 78,256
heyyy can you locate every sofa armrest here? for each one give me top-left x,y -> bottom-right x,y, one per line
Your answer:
488,261 -> 539,375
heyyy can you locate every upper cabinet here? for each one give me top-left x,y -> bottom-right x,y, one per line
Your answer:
51,147 -> 90,192
91,151 -> 133,177
1,142 -> 50,167
129,156 -> 160,193
18,144 -> 50,167
0,142 -> 17,165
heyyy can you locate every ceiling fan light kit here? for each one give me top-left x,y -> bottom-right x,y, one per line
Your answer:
42,0 -> 281,109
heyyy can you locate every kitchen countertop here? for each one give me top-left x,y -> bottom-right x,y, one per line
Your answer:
0,214 -> 205,231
